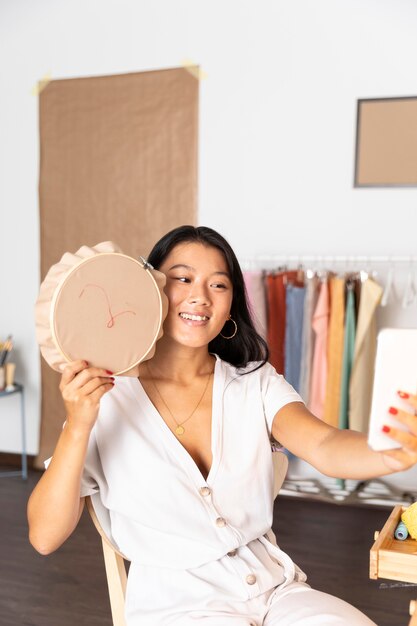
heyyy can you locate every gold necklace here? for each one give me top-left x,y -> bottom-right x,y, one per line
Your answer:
145,361 -> 213,436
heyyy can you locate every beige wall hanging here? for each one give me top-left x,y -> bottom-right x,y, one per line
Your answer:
36,67 -> 198,468
354,96 -> 417,187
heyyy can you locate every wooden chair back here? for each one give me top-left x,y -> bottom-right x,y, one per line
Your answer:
410,600 -> 417,626
85,494 -> 128,626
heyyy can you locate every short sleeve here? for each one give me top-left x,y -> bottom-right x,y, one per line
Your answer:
43,422 -> 100,498
260,362 -> 304,436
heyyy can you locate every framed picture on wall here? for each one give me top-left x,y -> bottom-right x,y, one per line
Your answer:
354,96 -> 417,187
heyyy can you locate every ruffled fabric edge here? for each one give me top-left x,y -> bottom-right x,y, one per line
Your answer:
34,241 -> 168,376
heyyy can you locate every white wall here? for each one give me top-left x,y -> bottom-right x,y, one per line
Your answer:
1,0 -> 417,488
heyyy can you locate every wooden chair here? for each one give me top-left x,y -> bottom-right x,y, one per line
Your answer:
85,450 -> 289,626
409,601 -> 417,626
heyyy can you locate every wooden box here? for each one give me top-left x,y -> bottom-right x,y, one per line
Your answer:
370,505 -> 417,584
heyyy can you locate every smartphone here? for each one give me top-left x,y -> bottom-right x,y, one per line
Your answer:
367,328 -> 417,451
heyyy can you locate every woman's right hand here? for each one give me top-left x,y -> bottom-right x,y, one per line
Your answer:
59,360 -> 114,432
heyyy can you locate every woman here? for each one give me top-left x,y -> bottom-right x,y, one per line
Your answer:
28,225 -> 417,626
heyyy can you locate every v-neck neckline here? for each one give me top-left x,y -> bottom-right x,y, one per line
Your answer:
132,354 -> 224,485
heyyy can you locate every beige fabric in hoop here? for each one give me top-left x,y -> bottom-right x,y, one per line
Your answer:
35,241 -> 168,376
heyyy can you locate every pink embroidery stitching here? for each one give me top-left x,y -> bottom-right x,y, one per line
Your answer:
79,283 -> 136,328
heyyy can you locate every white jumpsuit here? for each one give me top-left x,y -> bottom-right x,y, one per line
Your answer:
48,355 -> 377,625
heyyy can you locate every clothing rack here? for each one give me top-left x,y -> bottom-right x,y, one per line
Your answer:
240,254 -> 417,506
240,255 -> 417,269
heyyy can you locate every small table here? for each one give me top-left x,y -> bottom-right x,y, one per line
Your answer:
371,506 -> 417,625
0,383 -> 27,480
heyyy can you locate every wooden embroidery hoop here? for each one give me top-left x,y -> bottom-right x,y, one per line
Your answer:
35,242 -> 168,376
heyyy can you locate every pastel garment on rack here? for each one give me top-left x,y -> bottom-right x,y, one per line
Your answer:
339,287 -> 356,430
266,272 -> 303,375
243,271 -> 268,340
349,278 -> 383,433
323,277 -> 345,427
298,275 -> 319,405
309,279 -> 330,419
45,356 -> 306,625
284,284 -> 306,393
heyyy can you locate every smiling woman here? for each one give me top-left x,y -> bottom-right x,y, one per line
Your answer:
27,225 -> 417,626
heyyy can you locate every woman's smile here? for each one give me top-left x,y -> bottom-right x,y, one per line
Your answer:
179,311 -> 210,326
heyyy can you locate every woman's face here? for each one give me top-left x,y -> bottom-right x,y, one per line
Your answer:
158,242 -> 233,349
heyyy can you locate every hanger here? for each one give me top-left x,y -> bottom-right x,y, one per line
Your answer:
401,258 -> 416,309
296,256 -> 305,283
380,262 -> 396,307
346,277 -> 356,291
358,255 -> 373,283
269,264 -> 287,275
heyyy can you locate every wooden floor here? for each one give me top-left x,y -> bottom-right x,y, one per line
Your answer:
1,470 -> 416,626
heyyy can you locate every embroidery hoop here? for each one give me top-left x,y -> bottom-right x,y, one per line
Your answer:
35,241 -> 168,376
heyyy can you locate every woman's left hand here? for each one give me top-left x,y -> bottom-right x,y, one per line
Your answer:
380,391 -> 417,472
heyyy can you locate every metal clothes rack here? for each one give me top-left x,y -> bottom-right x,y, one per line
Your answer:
240,255 -> 417,269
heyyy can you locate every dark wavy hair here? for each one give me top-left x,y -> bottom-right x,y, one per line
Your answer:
147,225 -> 269,372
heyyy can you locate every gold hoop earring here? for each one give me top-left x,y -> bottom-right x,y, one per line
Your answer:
220,316 -> 238,339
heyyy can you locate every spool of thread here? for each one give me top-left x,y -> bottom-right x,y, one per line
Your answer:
5,363 -> 15,391
401,502 -> 417,540
394,521 -> 409,541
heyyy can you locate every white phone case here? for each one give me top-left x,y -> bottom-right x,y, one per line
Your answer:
367,328 -> 417,451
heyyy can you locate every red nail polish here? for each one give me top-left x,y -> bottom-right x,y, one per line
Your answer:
106,370 -> 114,375
382,425 -> 391,433
388,407 -> 398,415
398,391 -> 410,399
